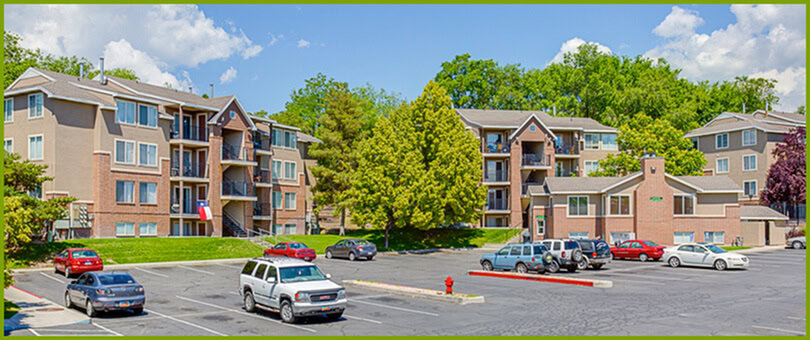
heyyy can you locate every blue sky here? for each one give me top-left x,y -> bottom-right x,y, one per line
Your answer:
5,4 -> 806,112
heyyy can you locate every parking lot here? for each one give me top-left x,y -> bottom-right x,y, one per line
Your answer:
8,247 -> 806,336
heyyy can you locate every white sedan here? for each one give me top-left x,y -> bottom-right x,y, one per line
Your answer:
663,243 -> 749,271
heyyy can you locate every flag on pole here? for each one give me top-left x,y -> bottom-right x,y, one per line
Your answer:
198,201 -> 212,221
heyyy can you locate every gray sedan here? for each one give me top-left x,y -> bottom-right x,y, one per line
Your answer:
325,239 -> 377,261
65,271 -> 145,317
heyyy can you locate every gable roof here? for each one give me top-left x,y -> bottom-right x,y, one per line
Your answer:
206,95 -> 257,131
685,111 -> 800,138
542,173 -> 641,194
508,113 -> 556,140
296,131 -> 322,144
740,205 -> 789,220
455,109 -> 616,133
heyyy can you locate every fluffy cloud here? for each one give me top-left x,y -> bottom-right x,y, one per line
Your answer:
548,37 -> 612,65
646,5 -> 806,111
102,39 -> 190,90
219,67 -> 238,84
297,39 -> 311,48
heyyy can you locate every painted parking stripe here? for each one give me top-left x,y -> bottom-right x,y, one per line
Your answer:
144,308 -> 227,336
582,276 -> 666,286
28,328 -> 41,336
90,322 -> 123,336
39,272 -> 66,284
216,263 -> 243,269
593,271 -> 712,283
132,267 -> 170,278
350,299 -> 439,316
177,265 -> 215,275
174,295 -> 317,333
30,329 -> 109,333
751,325 -> 806,335
787,316 -> 806,321
343,314 -> 383,324
349,294 -> 392,300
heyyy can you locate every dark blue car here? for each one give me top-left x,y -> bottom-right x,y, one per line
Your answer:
64,271 -> 145,317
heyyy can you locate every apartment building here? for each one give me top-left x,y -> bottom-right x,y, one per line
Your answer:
455,109 -> 619,229
3,67 -> 318,239
527,156 -> 744,245
684,110 -> 806,205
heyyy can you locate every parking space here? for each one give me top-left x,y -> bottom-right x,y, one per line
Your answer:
8,248 -> 805,336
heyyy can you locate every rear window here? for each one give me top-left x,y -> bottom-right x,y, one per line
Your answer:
578,241 -> 594,252
356,240 -> 372,245
289,243 -> 308,249
532,245 -> 547,254
564,241 -> 579,250
643,241 -> 659,247
72,250 -> 98,258
242,261 -> 257,275
97,273 -> 135,285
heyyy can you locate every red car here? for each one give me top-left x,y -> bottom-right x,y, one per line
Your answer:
264,242 -> 316,261
610,240 -> 666,262
53,248 -> 104,277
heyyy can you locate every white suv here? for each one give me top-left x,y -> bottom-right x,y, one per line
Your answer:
538,239 -> 584,273
239,257 -> 347,323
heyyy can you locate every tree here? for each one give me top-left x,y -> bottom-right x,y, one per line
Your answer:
796,106 -> 806,115
761,128 -> 806,220
309,84 -> 367,236
590,114 -> 706,177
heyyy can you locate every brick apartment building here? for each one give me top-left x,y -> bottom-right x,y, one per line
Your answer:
3,67 -> 319,239
527,156 -> 744,246
456,109 -> 619,229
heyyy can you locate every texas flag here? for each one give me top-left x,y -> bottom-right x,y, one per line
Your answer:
197,201 -> 212,221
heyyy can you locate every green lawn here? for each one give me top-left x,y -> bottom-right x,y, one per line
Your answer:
267,228 -> 521,253
721,246 -> 752,251
7,237 -> 264,269
4,300 -> 20,320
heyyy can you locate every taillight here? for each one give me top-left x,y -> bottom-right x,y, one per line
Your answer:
561,251 -> 566,258
592,252 -> 597,257
531,257 -> 536,262
357,246 -> 363,251
96,289 -> 112,295
135,287 -> 144,293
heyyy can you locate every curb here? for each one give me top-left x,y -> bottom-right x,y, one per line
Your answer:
467,270 -> 613,288
342,280 -> 485,305
734,245 -> 790,254
12,257 -> 254,273
4,286 -> 91,332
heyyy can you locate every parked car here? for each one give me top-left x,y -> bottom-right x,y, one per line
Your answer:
264,242 -> 316,261
576,239 -> 612,270
239,257 -> 346,323
538,239 -> 583,273
479,243 -> 553,274
64,271 -> 145,317
663,243 -> 749,271
610,240 -> 666,262
787,236 -> 806,249
54,248 -> 104,278
324,239 -> 377,261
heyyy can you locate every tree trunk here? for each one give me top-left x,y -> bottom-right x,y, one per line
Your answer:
339,208 -> 346,236
384,224 -> 389,249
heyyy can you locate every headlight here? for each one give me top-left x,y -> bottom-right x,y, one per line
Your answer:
337,289 -> 345,299
295,292 -> 310,303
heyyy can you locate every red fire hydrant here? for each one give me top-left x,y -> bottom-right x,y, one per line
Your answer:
445,276 -> 454,295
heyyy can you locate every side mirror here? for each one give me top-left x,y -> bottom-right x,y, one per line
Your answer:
325,273 -> 332,279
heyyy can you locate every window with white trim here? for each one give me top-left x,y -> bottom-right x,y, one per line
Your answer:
284,224 -> 296,234
272,191 -> 283,208
601,134 -> 618,150
704,231 -> 724,244
715,133 -> 728,149
674,232 -> 694,244
742,129 -> 756,146
138,104 -> 158,127
140,182 -> 157,204
584,161 -> 599,176
116,180 -> 135,203
115,140 -> 135,164
568,196 -> 588,216
139,223 -> 157,236
28,94 -> 43,119
744,180 -> 757,197
536,219 -> 545,235
674,195 -> 694,215
272,129 -> 297,149
716,158 -> 729,173
4,98 -> 13,122
138,143 -> 157,167
116,222 -> 135,236
743,155 -> 756,171
272,160 -> 282,179
28,135 -> 43,160
115,100 -> 136,124
584,134 -> 599,150
284,192 -> 296,210
609,195 -> 631,215
569,232 -> 589,240
4,138 -> 13,153
284,161 -> 296,180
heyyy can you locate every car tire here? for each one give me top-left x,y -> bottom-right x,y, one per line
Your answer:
131,307 -> 143,315
85,300 -> 96,317
639,253 -> 649,262
610,253 -> 615,261
64,292 -> 72,308
348,252 -> 357,261
244,291 -> 256,313
481,260 -> 493,271
668,257 -> 681,268
548,260 -> 560,273
367,256 -> 374,261
653,257 -> 661,262
280,300 -> 296,324
325,250 -> 333,259
577,258 -> 588,270
714,259 -> 727,271
515,263 -> 528,274
327,311 -> 343,320
65,267 -> 71,278
592,264 -> 603,270
793,241 -> 803,250
566,265 -> 577,273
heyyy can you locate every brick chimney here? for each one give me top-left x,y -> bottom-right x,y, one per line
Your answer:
640,154 -> 665,179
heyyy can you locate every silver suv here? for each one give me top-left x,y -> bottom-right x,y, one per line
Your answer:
538,239 -> 584,273
239,257 -> 347,323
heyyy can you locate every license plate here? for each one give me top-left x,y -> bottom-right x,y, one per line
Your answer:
84,262 -> 92,265
119,302 -> 130,307
320,306 -> 331,311
319,295 -> 330,300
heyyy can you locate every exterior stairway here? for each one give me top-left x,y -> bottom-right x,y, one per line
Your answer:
222,212 -> 247,237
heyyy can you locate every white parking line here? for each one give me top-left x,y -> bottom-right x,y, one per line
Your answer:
28,329 -> 41,336
787,316 -> 806,321
349,294 -> 391,300
593,271 -> 712,283
39,272 -> 66,284
90,322 -> 123,336
752,325 -> 806,335
350,299 -> 439,316
29,329 -> 109,333
177,265 -> 215,275
144,308 -> 227,336
174,295 -> 317,333
132,267 -> 169,278
216,263 -> 243,269
343,314 -> 383,324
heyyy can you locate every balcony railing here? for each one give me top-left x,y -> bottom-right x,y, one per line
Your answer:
254,138 -> 271,152
555,142 -> 579,155
171,200 -> 195,214
222,144 -> 252,161
521,154 -> 551,167
486,200 -> 508,210
170,128 -> 208,142
253,169 -> 271,183
484,172 -> 508,182
222,180 -> 255,197
171,162 -> 206,178
254,202 -> 272,217
485,143 -> 510,153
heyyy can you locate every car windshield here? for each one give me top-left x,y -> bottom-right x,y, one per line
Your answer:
643,241 -> 659,247
289,243 -> 308,249
279,266 -> 327,283
71,250 -> 98,258
97,274 -> 136,285
355,240 -> 373,245
705,244 -> 727,253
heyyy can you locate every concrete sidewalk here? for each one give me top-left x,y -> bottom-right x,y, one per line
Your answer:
735,245 -> 791,254
4,285 -> 89,332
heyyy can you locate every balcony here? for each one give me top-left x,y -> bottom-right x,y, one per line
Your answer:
485,200 -> 509,213
521,154 -> 551,168
170,200 -> 197,216
253,202 -> 272,220
221,144 -> 257,168
254,139 -> 272,155
483,171 -> 509,185
484,143 -> 510,156
221,180 -> 257,202
170,128 -> 208,146
171,162 -> 207,182
555,142 -> 579,157
253,169 -> 272,187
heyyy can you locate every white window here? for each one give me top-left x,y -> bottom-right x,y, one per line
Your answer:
715,133 -> 728,149
569,232 -> 589,240
674,232 -> 694,244
285,131 -> 297,148
116,222 -> 135,236
716,158 -> 729,173
744,180 -> 757,197
115,100 -> 136,125
284,161 -> 296,180
28,135 -> 43,160
601,134 -> 617,150
139,223 -> 157,236
4,98 -> 13,122
285,192 -> 296,210
138,104 -> 158,127
584,134 -> 599,150
272,160 -> 282,179
704,232 -> 724,244
536,219 -> 545,235
742,129 -> 756,146
272,191 -> 283,209
140,182 -> 157,204
4,138 -> 13,153
116,180 -> 135,203
584,161 -> 599,176
138,143 -> 157,167
609,195 -> 631,215
115,140 -> 135,164
272,224 -> 282,235
674,195 -> 694,215
610,232 -> 635,244
28,93 -> 43,119
272,129 -> 297,149
743,154 -> 756,171
568,196 -> 588,216
284,224 -> 296,235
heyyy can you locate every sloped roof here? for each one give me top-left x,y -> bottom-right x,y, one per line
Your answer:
527,185 -> 549,196
740,205 -> 789,220
455,109 -> 616,132
685,112 -> 798,138
544,173 -> 640,193
296,131 -> 322,144
671,175 -> 740,192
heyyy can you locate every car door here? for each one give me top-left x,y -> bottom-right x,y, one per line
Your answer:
333,240 -> 346,258
692,245 -> 712,266
265,265 -> 280,308
506,245 -> 522,268
628,242 -> 643,258
251,263 -> 270,305
344,241 -> 357,257
521,245 -> 532,264
677,245 -> 696,264
68,274 -> 86,302
614,242 -> 628,258
493,246 -> 511,268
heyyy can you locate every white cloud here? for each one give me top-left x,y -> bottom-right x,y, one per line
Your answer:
653,6 -> 704,38
297,39 -> 311,48
102,39 -> 189,90
219,67 -> 237,84
548,37 -> 612,65
241,44 -> 263,59
269,33 -> 284,46
645,5 -> 806,111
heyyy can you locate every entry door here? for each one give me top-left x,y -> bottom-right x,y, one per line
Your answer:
182,222 -> 193,236
182,187 -> 192,214
183,151 -> 193,176
197,115 -> 207,141
197,150 -> 207,178
182,115 -> 192,139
